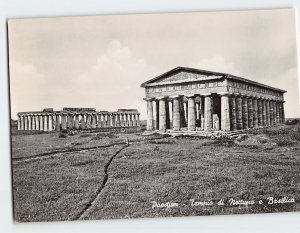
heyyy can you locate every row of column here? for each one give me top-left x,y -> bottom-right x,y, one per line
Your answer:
146,95 -> 208,132
146,94 -> 285,132
17,114 -> 54,131
18,112 -> 140,131
229,95 -> 285,131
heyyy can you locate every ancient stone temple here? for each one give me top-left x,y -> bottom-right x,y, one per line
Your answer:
141,67 -> 286,132
17,108 -> 140,131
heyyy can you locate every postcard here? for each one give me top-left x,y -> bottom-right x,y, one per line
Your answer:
8,8 -> 300,222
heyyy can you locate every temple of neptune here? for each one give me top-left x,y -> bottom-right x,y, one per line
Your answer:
141,67 -> 286,132
17,108 -> 140,131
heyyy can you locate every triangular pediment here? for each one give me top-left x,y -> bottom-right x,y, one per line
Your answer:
141,67 -> 225,87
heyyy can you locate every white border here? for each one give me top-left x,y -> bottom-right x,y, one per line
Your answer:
1,1 -> 300,232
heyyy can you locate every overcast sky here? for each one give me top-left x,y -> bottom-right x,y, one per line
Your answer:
8,8 -> 299,119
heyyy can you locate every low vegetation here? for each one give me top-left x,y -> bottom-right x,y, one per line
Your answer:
11,124 -> 300,222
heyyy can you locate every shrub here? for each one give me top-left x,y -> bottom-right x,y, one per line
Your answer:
59,133 -> 68,138
274,135 -> 295,147
212,134 -> 235,145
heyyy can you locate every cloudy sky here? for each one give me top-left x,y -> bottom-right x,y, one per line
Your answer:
8,8 -> 299,119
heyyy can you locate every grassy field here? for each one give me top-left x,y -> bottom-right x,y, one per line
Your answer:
11,125 -> 300,222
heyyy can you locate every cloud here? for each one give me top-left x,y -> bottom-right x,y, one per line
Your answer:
191,55 -> 241,76
72,40 -> 153,117
10,62 -> 47,117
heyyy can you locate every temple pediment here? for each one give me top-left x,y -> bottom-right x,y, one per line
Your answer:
141,67 -> 225,87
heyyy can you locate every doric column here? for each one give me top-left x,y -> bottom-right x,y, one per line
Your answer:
43,115 -> 48,131
172,96 -> 181,131
22,115 -> 26,130
269,100 -> 274,125
257,98 -> 263,127
146,100 -> 154,131
80,114 -> 85,129
166,100 -> 171,129
132,114 -> 137,127
187,95 -> 196,131
20,115 -> 24,130
55,114 -> 60,131
74,113 -> 79,129
127,113 -> 130,127
24,115 -> 28,130
68,114 -> 74,129
179,97 -> 187,128
91,113 -> 97,128
281,101 -> 285,124
242,96 -> 249,129
185,102 -> 188,124
235,96 -> 243,130
266,100 -> 270,126
32,115 -> 36,130
114,114 -> 119,127
130,114 -> 134,127
137,114 -> 140,126
122,113 -> 126,127
86,113 -> 92,128
253,98 -> 258,128
48,115 -> 53,131
106,114 -> 111,127
27,115 -> 32,130
38,115 -> 43,131
276,102 -> 280,124
159,97 -> 167,131
121,113 -> 125,127
35,115 -> 40,130
247,97 -> 253,128
17,115 -> 21,130
229,95 -> 237,131
273,101 -> 277,124
204,94 -> 212,131
199,97 -> 204,130
155,100 -> 159,130
262,99 -> 266,126
220,93 -> 230,131
61,113 -> 67,130
97,114 -> 102,128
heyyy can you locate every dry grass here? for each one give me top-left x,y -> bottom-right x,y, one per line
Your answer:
11,124 -> 300,222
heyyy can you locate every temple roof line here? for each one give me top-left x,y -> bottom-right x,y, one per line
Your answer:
141,66 -> 286,93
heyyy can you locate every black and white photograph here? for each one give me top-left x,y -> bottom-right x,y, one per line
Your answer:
8,8 -> 300,223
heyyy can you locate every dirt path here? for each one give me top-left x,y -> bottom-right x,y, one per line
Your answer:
72,144 -> 129,220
